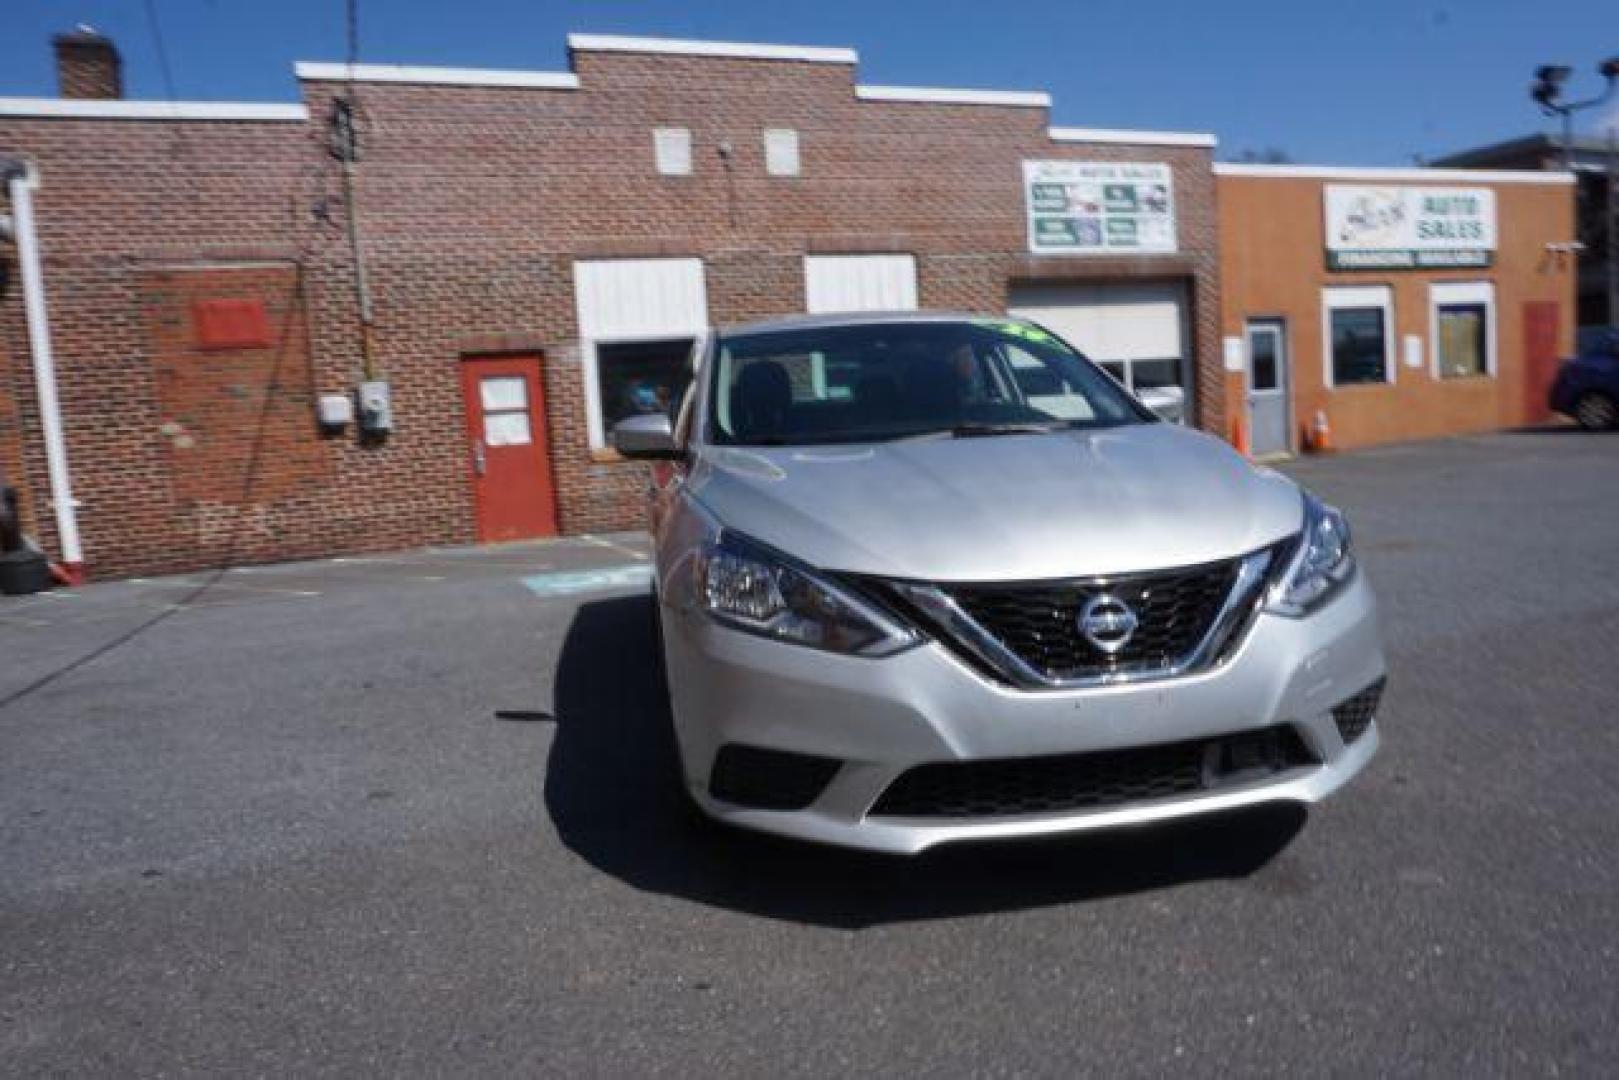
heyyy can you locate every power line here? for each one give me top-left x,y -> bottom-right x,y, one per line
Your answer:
142,0 -> 179,102
140,0 -> 197,182
337,0 -> 378,380
346,0 -> 361,70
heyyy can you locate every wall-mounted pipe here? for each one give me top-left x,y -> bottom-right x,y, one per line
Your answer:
3,158 -> 84,581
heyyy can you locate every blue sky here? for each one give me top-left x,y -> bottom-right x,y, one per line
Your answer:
5,0 -> 1618,163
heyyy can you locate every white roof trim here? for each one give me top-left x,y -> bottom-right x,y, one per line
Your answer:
856,85 -> 1051,108
1214,163 -> 1576,185
1049,126 -> 1216,148
0,97 -> 308,121
567,33 -> 857,65
293,62 -> 580,89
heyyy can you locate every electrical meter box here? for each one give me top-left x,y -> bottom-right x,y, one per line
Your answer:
357,380 -> 392,434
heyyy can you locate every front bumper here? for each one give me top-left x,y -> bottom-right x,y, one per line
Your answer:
662,573 -> 1386,854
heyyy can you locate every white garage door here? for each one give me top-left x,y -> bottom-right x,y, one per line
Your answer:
1007,282 -> 1189,399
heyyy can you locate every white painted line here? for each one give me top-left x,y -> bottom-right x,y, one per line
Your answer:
125,578 -> 321,598
580,534 -> 651,561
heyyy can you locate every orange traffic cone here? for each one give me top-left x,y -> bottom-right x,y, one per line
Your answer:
1230,416 -> 1250,457
1308,409 -> 1332,454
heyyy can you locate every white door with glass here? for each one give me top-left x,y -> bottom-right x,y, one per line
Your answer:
1246,319 -> 1290,457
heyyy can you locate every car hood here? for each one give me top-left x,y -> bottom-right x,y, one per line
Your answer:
688,424 -> 1304,582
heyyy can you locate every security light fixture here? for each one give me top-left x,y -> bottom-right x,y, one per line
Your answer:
1531,64 -> 1572,107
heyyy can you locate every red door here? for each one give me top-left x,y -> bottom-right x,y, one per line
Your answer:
459,354 -> 559,542
1522,301 -> 1561,424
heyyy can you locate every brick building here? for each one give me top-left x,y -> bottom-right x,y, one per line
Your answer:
0,31 -> 1574,579
1,31 -> 1227,579
1218,165 -> 1577,454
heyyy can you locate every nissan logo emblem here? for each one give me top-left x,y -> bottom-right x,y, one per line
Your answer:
1078,593 -> 1138,655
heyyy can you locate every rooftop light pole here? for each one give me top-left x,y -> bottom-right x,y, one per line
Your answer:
1532,58 -> 1619,326
1530,59 -> 1619,170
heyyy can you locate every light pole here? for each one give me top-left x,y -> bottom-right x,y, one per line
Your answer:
1531,59 -> 1619,326
1531,60 -> 1618,168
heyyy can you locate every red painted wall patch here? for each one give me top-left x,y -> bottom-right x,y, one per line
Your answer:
193,298 -> 271,350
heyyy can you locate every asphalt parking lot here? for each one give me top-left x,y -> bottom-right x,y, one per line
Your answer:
3,429 -> 1617,1076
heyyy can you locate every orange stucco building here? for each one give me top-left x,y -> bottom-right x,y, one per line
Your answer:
1217,165 -> 1577,455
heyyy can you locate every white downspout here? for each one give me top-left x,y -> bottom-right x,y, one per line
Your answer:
5,160 -> 84,580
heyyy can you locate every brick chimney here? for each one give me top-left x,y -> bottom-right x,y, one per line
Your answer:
53,26 -> 123,100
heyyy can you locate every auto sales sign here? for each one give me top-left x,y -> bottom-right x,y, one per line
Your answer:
1324,185 -> 1496,270
1024,161 -> 1177,254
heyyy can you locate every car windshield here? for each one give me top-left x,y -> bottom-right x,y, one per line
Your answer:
707,318 -> 1151,446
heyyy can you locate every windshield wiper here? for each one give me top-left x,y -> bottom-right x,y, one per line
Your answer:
885,422 -> 1061,443
951,421 -> 1062,438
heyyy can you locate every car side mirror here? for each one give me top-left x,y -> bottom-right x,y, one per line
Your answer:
612,413 -> 682,460
1137,385 -> 1186,424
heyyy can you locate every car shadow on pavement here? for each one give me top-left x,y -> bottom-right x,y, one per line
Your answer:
543,594 -> 1306,930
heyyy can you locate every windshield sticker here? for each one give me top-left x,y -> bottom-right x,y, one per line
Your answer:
976,319 -> 1057,346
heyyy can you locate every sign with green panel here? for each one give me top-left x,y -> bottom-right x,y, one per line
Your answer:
1324,185 -> 1496,270
1023,161 -> 1177,255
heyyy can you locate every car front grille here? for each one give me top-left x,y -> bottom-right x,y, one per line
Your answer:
708,744 -> 842,811
1331,679 -> 1386,744
868,726 -> 1319,819
938,556 -> 1246,683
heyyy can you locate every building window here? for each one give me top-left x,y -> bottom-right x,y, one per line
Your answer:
654,127 -> 692,176
764,128 -> 800,176
1431,282 -> 1495,380
479,375 -> 533,446
573,258 -> 709,449
596,339 -> 696,435
1322,286 -> 1394,387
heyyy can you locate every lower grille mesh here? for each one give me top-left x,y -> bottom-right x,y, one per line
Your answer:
1331,679 -> 1386,744
869,726 -> 1318,819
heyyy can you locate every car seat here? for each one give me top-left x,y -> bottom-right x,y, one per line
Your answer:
731,360 -> 792,442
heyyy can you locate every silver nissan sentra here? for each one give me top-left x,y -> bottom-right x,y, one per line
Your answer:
613,312 -> 1385,854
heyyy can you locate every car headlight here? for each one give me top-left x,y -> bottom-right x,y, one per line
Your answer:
1266,491 -> 1355,616
697,530 -> 918,656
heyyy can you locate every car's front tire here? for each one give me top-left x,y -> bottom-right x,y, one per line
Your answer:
1575,391 -> 1618,431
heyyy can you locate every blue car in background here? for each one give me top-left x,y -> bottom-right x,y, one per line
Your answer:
1550,329 -> 1619,430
